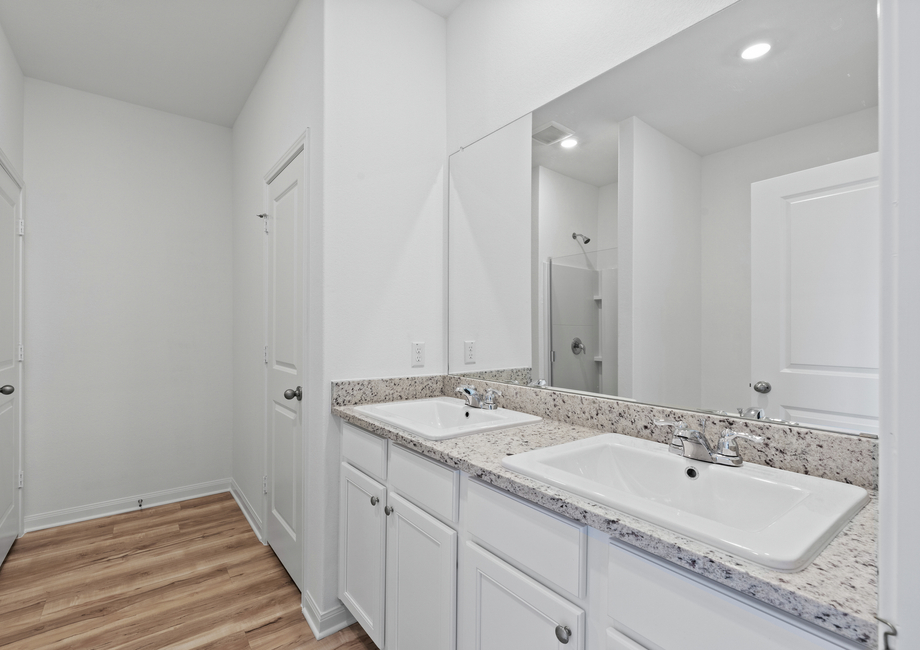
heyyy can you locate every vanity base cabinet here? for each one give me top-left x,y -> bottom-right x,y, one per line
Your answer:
339,462 -> 387,649
385,492 -> 457,650
459,541 -> 585,650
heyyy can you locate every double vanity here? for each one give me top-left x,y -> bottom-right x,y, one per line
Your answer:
334,376 -> 877,650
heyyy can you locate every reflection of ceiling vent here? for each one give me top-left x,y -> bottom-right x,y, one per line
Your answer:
532,121 -> 574,146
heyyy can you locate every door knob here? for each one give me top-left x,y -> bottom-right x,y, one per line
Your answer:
753,381 -> 772,394
284,386 -> 302,401
0,385 -> 13,395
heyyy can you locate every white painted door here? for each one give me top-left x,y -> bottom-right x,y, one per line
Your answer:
339,462 -> 387,648
266,149 -> 305,589
0,164 -> 21,566
751,153 -> 879,433
385,491 -> 457,650
460,541 -> 584,650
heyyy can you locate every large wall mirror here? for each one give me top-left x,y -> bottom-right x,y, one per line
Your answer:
448,0 -> 879,434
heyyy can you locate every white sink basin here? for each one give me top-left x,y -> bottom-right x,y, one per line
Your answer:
501,433 -> 869,571
354,396 -> 542,440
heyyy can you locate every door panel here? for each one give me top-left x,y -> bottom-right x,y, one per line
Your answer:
0,165 -> 20,566
339,462 -> 387,648
386,491 -> 457,650
266,149 -> 305,589
460,541 -> 584,650
751,153 -> 879,433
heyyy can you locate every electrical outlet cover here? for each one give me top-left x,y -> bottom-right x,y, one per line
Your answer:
411,342 -> 425,367
464,340 -> 475,364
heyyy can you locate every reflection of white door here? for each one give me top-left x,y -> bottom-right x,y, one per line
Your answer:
265,147 -> 305,590
0,163 -> 21,567
751,153 -> 879,433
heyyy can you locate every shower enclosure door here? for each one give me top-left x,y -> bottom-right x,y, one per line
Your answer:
548,250 -> 618,394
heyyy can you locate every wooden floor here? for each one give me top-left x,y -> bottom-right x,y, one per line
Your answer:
0,493 -> 376,650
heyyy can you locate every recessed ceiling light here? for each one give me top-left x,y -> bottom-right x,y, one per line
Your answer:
560,138 -> 578,148
741,42 -> 771,60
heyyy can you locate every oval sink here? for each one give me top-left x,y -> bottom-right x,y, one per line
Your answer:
501,433 -> 869,571
354,396 -> 542,440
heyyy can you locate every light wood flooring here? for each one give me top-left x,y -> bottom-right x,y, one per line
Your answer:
0,492 -> 376,650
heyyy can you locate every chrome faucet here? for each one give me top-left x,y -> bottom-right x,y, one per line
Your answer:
456,385 -> 482,408
655,419 -> 763,467
481,388 -> 502,410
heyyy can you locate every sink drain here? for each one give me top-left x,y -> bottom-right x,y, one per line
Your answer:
685,467 -> 699,480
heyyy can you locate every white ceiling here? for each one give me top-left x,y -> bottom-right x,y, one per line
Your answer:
0,0 -> 300,127
532,0 -> 878,187
411,0 -> 463,18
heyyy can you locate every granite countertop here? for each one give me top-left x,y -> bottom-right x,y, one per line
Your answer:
333,405 -> 878,648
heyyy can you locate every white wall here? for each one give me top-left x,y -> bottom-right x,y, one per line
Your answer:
618,116 -> 701,408
536,166 -> 600,261
880,0 -> 920,644
445,0 -> 737,152
597,182 -> 617,251
699,108 -> 879,413
0,20 -> 23,174
230,0 -> 321,552
22,79 -> 233,523
312,0 -> 447,619
450,115 -> 531,372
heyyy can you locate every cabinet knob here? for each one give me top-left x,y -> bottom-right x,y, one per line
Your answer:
283,386 -> 302,401
384,505 -> 394,516
370,496 -> 379,506
0,385 -> 13,395
554,625 -> 571,644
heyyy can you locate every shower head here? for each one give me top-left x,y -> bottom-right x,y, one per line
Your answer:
572,232 -> 591,244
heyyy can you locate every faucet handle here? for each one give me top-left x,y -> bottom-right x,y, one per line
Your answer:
654,419 -> 688,430
483,388 -> 502,399
717,429 -> 764,457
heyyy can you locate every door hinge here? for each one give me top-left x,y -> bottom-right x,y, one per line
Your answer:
257,213 -> 268,234
18,471 -> 23,489
18,220 -> 24,236
18,344 -> 23,362
263,475 -> 268,494
264,346 -> 268,364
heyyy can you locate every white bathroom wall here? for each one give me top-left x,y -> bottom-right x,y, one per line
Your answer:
699,107 -> 879,413
0,20 -> 23,174
449,115 -> 531,373
445,0 -> 737,152
618,116 -> 701,408
880,0 -> 920,643
311,0 -> 447,624
231,0 -> 321,541
535,166 -> 599,261
22,79 -> 233,527
597,182 -> 617,251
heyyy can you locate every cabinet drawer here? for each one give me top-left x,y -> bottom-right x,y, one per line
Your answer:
388,444 -> 459,523
465,479 -> 587,599
608,542 -> 850,650
342,422 -> 387,482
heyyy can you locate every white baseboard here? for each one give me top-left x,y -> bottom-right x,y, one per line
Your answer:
23,478 -> 232,533
230,478 -> 265,544
302,590 -> 356,640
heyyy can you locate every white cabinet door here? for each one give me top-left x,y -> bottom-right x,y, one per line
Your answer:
460,541 -> 584,650
339,462 -> 387,648
385,492 -> 458,650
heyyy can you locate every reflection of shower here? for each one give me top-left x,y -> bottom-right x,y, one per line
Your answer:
572,232 -> 591,244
